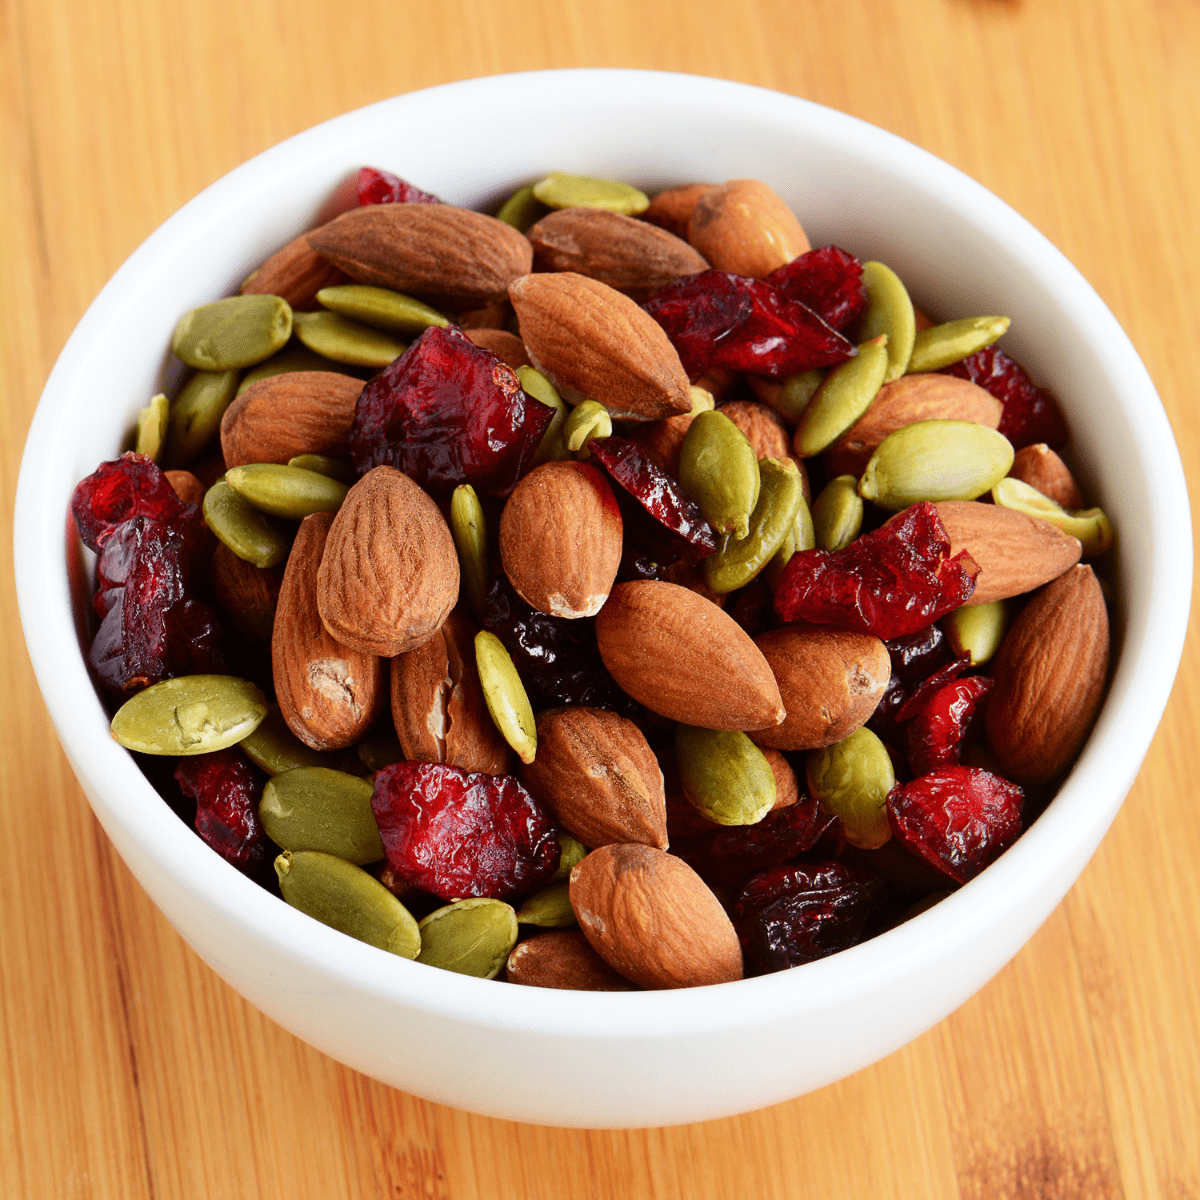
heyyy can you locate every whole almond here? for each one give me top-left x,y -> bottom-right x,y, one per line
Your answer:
164,469 -> 206,507
985,564 -> 1109,784
761,747 -> 800,811
505,929 -> 637,991
211,541 -> 283,641
317,465 -> 458,656
220,371 -> 363,468
508,272 -> 692,421
934,501 -> 1082,605
272,512 -> 384,750
825,374 -> 1002,477
641,182 -> 715,239
241,230 -> 350,310
686,179 -> 810,278
595,580 -> 785,730
1008,443 -> 1084,509
521,707 -> 667,850
499,461 -> 623,619
464,328 -> 530,371
569,843 -> 742,989
308,204 -> 533,303
751,624 -> 891,751
390,610 -> 509,775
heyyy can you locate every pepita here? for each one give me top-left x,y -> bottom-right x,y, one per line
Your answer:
991,476 -> 1115,556
225,462 -> 349,520
805,726 -> 895,849
793,336 -> 889,457
172,294 -> 293,370
135,393 -> 170,462
679,409 -> 761,539
495,184 -> 548,232
675,725 -> 776,826
812,474 -> 864,551
165,369 -> 240,466
858,261 -> 915,381
237,345 -> 342,395
416,898 -> 518,978
316,284 -> 449,335
259,767 -> 384,864
475,631 -> 537,764
515,881 -> 576,928
292,310 -> 406,368
450,484 -> 489,623
945,599 -> 1009,666
110,674 -> 267,756
202,479 -> 291,568
532,171 -> 649,215
907,315 -> 1010,374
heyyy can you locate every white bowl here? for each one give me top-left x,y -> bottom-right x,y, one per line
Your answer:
14,69 -> 1192,1128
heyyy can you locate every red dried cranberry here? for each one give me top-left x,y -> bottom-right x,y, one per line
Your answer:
765,246 -> 867,332
349,325 -> 553,496
732,861 -> 882,971
869,624 -> 956,740
371,762 -> 560,901
774,502 -> 980,640
887,766 -> 1023,884
642,270 -> 750,377
905,676 -> 993,775
175,749 -> 270,872
355,166 -> 442,206
892,658 -> 969,725
70,453 -> 190,553
165,598 -> 226,675
944,345 -> 1068,450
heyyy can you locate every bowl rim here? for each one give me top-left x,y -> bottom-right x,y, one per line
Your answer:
14,68 -> 1193,1040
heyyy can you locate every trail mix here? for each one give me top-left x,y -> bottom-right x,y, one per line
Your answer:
71,167 -> 1115,989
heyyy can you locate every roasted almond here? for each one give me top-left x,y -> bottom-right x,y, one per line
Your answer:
210,540 -> 283,641
505,929 -> 637,991
1008,443 -> 1084,510
163,469 -> 206,507
241,230 -> 350,310
508,272 -> 692,421
686,179 -> 810,278
641,182 -> 715,239
316,465 -> 458,656
307,204 -> 533,303
464,328 -> 531,371
595,580 -> 785,730
761,747 -> 800,810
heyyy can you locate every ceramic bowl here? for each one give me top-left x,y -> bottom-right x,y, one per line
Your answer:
14,69 -> 1192,1128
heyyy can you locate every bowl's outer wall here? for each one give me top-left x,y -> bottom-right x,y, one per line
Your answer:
15,70 -> 1193,1127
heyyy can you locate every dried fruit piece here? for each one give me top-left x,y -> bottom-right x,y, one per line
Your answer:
765,245 -> 867,331
71,453 -> 192,552
944,345 -> 1069,449
175,748 -> 271,871
905,676 -> 993,776
355,166 -> 442,206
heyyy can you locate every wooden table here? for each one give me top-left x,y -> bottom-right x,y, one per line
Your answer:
3,1 -> 1198,1195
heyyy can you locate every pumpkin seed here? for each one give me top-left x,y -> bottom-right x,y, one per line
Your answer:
549,832 -> 588,883
134,393 -> 170,463
675,725 -> 776,826
763,493 -> 815,589
475,630 -> 537,765
495,184 -> 548,232
287,454 -> 356,484
237,345 -> 343,395
225,463 -> 349,520
907,315 -> 1010,374
858,261 -> 915,381
812,474 -> 864,551
991,476 -> 1115,556
292,310 -> 407,368
416,898 -> 518,978
679,409 -> 761,539
564,400 -> 613,456
450,484 -> 489,623
806,727 -> 894,849
532,171 -> 649,215
316,284 -> 449,335
518,365 -> 570,466
515,881 -> 576,928
259,767 -> 383,864
172,294 -> 293,370
110,674 -> 267,756
764,369 -> 824,426
239,704 -> 335,775
357,738 -> 405,772
202,479 -> 290,568
793,336 -> 888,457
945,600 -> 1008,666
165,369 -> 240,467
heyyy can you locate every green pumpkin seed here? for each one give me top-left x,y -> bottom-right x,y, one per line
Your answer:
859,420 -> 1015,511
991,476 -> 1115,556
239,704 -> 336,775
907,315 -> 1010,374
549,832 -> 588,883
495,184 -> 548,233
764,369 -> 824,426
225,463 -> 349,520
316,284 -> 449,335
858,261 -> 915,381
793,336 -> 889,457
675,725 -> 776,827
202,479 -> 291,568
806,727 -> 894,849
275,850 -> 420,959
287,453 -> 356,484
564,399 -> 613,456
357,738 -> 405,772
531,171 -> 649,216
517,365 -> 570,466
259,767 -> 384,864
679,409 -> 761,539
450,484 -> 489,623
475,630 -> 537,765
945,599 -> 1008,666
111,675 -> 267,756
292,310 -> 407,368
165,369 -> 240,466
416,898 -> 518,978
134,393 -> 170,463
763,494 -> 816,589
705,458 -> 804,594
172,294 -> 293,370
515,881 -> 576,928
812,474 -> 864,551
237,345 -> 344,395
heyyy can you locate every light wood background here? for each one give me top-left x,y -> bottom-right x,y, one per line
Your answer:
3,0 -> 1198,1196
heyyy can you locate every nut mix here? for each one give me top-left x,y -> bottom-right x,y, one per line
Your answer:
71,165 -> 1115,990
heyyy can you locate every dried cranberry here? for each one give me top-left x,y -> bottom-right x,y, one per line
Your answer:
774,502 -> 980,640
642,270 -> 750,377
732,861 -> 882,971
371,762 -> 560,901
944,345 -> 1068,450
905,676 -> 993,776
887,766 -> 1023,884
765,246 -> 867,332
175,749 -> 270,872
355,166 -> 442,206
165,598 -> 226,675
349,325 -> 553,496
892,658 -> 969,725
70,453 -> 190,553
887,624 -> 954,686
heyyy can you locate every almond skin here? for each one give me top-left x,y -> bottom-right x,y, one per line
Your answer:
761,747 -> 800,811
308,204 -> 533,303
934,501 -> 1082,605
211,541 -> 283,642
751,624 -> 890,751
499,461 -> 623,619
595,580 -> 785,730
985,564 -> 1109,784
569,843 -> 743,989
686,179 -> 809,278
241,230 -> 350,310
505,929 -> 637,991
508,272 -> 692,421
464,328 -> 530,371
1008,443 -> 1084,510
163,469 -> 206,507
641,182 -> 715,239
219,371 -> 363,468
316,465 -> 458,657
521,707 -> 668,851
273,512 -> 384,751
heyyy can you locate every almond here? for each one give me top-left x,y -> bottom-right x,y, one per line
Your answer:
751,624 -> 890,751
241,230 -> 350,310
985,564 -> 1109,784
686,179 -> 810,278
521,707 -> 667,850
505,929 -> 637,991
595,580 -> 785,730
527,208 -> 709,293
641,182 -> 715,239
569,843 -> 742,989
390,610 -> 510,775
272,512 -> 384,750
307,204 -> 533,303
824,374 -> 1002,477
1008,443 -> 1083,509
211,541 -> 283,641
934,500 -> 1082,605
464,328 -> 530,371
508,272 -> 692,421
761,747 -> 800,811
498,460 -> 622,619
316,465 -> 458,656
163,469 -> 205,507
219,371 -> 363,468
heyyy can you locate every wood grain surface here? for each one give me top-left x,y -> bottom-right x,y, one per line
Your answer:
3,0 -> 1198,1196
